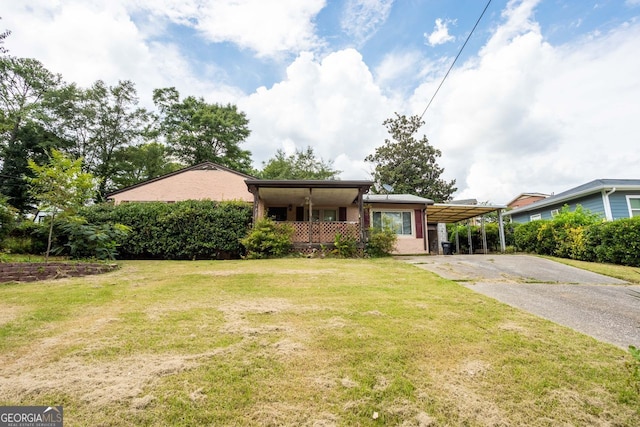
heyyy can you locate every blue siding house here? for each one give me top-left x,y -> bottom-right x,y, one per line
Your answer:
504,179 -> 640,223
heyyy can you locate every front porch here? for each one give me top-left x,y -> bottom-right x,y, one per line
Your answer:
284,220 -> 360,243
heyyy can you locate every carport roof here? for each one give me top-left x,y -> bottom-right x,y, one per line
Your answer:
426,203 -> 506,223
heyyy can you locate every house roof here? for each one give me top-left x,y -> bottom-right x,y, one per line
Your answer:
504,179 -> 640,217
505,192 -> 549,207
245,179 -> 373,206
364,194 -> 434,205
107,162 -> 255,198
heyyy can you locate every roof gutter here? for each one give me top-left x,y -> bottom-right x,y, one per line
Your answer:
602,187 -> 616,221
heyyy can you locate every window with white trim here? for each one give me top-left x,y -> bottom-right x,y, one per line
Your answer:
530,213 -> 542,221
550,209 -> 559,217
628,197 -> 640,217
372,211 -> 412,235
309,209 -> 337,221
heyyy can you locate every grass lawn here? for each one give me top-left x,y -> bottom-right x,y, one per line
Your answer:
1,258 -> 638,426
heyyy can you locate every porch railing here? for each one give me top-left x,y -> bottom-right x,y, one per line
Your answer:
283,221 -> 360,243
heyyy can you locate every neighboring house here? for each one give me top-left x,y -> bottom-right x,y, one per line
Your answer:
106,162 -> 254,204
504,179 -> 640,223
506,192 -> 549,209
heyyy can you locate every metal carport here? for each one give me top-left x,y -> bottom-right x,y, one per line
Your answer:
426,203 -> 507,253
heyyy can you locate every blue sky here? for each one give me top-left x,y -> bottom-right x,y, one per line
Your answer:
3,0 -> 640,204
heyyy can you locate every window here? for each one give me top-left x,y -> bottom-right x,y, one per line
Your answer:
628,197 -> 640,217
372,211 -> 412,235
530,214 -> 542,221
310,209 -> 337,221
550,209 -> 559,217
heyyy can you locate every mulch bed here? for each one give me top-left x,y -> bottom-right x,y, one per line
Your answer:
0,262 -> 119,283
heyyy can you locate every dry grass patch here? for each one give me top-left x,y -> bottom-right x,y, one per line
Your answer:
0,258 -> 638,425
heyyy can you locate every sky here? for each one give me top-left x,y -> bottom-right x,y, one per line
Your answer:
2,0 -> 640,204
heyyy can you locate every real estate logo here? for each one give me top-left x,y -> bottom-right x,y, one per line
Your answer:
0,406 -> 63,427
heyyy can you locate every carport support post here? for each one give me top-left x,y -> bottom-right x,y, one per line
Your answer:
498,209 -> 506,253
467,221 -> 473,255
481,216 -> 488,255
455,224 -> 460,254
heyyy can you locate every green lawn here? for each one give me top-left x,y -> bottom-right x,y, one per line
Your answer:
0,258 -> 638,426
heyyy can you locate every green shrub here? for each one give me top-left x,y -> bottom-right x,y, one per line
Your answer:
587,218 -> 640,266
55,216 -> 130,260
366,226 -> 397,257
332,232 -> 358,258
5,221 -> 48,254
80,200 -> 252,259
241,218 -> 294,259
0,196 -> 17,245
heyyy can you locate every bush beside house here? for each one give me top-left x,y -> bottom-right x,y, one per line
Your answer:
513,206 -> 640,267
80,200 -> 253,260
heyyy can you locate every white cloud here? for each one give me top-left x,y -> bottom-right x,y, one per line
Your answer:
240,49 -> 395,177
411,0 -> 640,204
1,0 -> 243,107
133,0 -> 326,58
341,0 -> 394,45
425,18 -> 455,46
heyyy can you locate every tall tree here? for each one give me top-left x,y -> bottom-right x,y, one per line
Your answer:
111,141 -> 183,189
153,87 -> 252,173
27,149 -> 96,261
258,146 -> 341,179
0,56 -> 67,212
58,80 -> 150,197
365,113 -> 457,202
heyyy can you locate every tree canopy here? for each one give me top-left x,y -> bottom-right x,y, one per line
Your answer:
153,87 -> 252,174
258,146 -> 341,180
365,113 -> 457,202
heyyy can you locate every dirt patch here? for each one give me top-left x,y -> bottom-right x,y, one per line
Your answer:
0,305 -> 24,326
0,262 -> 119,283
0,353 -> 195,406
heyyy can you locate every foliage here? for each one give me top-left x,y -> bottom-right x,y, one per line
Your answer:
585,217 -> 640,266
53,215 -> 130,260
332,232 -> 358,258
81,200 -> 252,259
513,205 -> 640,266
366,226 -> 397,257
240,218 -> 294,259
110,142 -> 182,189
447,222 -> 515,254
258,146 -> 341,180
153,87 -> 252,173
627,345 -> 640,396
0,55 -> 68,212
56,80 -> 151,197
0,196 -> 17,244
27,149 -> 97,261
4,220 -> 48,254
365,113 -> 456,202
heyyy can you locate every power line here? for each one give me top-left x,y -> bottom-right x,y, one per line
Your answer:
419,0 -> 493,120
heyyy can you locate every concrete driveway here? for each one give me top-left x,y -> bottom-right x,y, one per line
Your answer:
399,254 -> 640,349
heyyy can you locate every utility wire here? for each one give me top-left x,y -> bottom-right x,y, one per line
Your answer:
419,0 -> 493,120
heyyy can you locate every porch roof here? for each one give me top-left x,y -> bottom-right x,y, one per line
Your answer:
245,179 -> 373,206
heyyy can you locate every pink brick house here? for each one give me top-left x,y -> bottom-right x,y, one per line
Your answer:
107,162 -> 254,204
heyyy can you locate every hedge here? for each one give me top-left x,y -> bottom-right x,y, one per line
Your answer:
80,200 -> 252,259
513,208 -> 640,267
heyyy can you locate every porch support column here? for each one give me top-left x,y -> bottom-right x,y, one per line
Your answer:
498,209 -> 506,253
358,187 -> 366,244
308,188 -> 312,244
247,185 -> 259,225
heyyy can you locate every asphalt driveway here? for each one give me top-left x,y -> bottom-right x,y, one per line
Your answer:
399,254 -> 640,349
